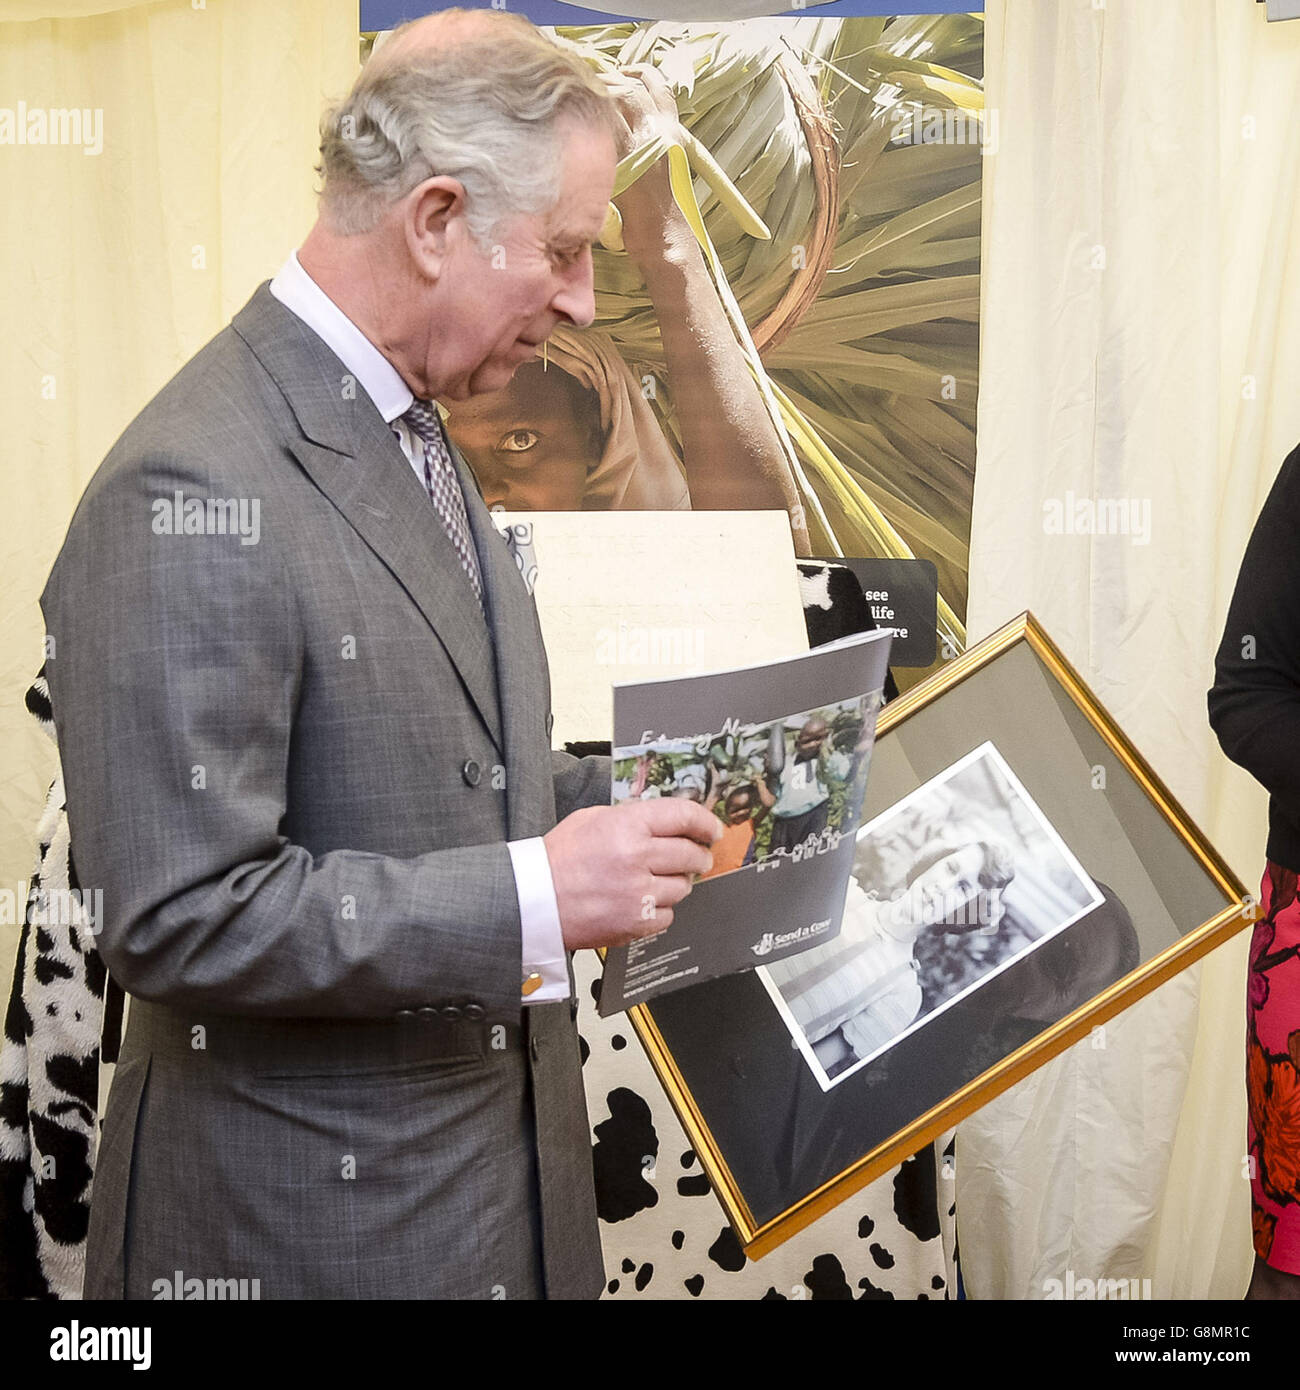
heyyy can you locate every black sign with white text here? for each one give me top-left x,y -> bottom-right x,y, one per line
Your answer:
819,557 -> 938,667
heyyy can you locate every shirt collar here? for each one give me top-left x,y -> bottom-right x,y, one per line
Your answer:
268,251 -> 414,424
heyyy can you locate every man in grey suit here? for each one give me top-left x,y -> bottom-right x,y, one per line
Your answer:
39,9 -> 718,1300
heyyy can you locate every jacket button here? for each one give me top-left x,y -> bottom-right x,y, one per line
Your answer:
416,1006 -> 439,1021
440,1004 -> 462,1021
530,1036 -> 540,1063
463,1004 -> 485,1021
396,1008 -> 415,1020
462,759 -> 481,787
545,712 -> 554,740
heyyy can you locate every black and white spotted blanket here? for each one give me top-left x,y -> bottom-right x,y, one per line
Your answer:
0,671 -> 120,1300
0,561 -> 955,1300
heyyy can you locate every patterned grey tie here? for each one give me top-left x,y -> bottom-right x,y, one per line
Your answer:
400,399 -> 484,613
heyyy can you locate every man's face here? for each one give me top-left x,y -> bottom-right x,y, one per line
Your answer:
433,120 -> 616,402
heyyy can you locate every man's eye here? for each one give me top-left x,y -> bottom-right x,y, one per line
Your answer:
496,429 -> 540,456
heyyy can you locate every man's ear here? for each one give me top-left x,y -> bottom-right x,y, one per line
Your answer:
403,175 -> 467,280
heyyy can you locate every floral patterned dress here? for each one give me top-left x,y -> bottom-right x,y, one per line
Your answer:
1247,861 -> 1300,1272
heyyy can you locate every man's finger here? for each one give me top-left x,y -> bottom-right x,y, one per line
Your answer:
643,838 -> 713,878
645,871 -> 695,909
631,797 -> 723,844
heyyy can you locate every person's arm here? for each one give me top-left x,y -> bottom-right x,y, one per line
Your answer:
766,722 -> 786,781
607,68 -> 810,553
551,747 -> 613,819
1209,441 -> 1300,808
703,763 -> 724,815
839,965 -> 924,1061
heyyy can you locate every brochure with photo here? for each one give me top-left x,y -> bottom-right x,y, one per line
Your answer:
598,628 -> 894,1016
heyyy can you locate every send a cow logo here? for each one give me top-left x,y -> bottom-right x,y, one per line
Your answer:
752,919 -> 832,957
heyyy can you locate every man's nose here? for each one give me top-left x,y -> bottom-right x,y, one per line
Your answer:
552,248 -> 597,329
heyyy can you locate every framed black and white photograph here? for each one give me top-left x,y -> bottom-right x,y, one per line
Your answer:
621,613 -> 1251,1257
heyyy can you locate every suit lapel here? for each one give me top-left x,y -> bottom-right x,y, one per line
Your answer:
232,285 -> 503,756
451,440 -> 556,839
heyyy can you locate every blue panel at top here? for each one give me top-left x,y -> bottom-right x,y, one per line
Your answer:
362,1 -> 979,30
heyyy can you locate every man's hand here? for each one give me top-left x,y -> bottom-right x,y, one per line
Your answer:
543,799 -> 721,952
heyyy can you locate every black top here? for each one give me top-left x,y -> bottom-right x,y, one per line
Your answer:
1209,441 -> 1300,872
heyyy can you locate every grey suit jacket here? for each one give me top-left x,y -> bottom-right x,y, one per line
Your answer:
40,285 -> 609,1300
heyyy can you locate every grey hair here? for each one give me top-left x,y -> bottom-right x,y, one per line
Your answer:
318,13 -> 617,248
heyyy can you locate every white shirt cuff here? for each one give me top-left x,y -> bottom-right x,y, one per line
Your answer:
508,837 -> 571,1006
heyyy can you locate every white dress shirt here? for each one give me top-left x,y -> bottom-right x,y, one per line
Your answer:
269,251 -> 569,1005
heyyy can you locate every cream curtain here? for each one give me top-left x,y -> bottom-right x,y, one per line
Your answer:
0,0 -> 358,985
959,0 -> 1300,1298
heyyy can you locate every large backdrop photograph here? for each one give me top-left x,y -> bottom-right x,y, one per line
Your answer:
418,11 -> 984,689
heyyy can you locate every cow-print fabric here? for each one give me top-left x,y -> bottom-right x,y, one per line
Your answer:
0,672 -> 114,1300
578,949 -> 956,1300
0,564 -> 955,1299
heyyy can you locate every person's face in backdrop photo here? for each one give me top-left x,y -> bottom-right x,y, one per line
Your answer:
444,359 -> 603,509
429,118 -> 616,402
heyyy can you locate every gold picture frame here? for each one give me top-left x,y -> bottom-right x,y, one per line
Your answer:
621,612 -> 1250,1258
